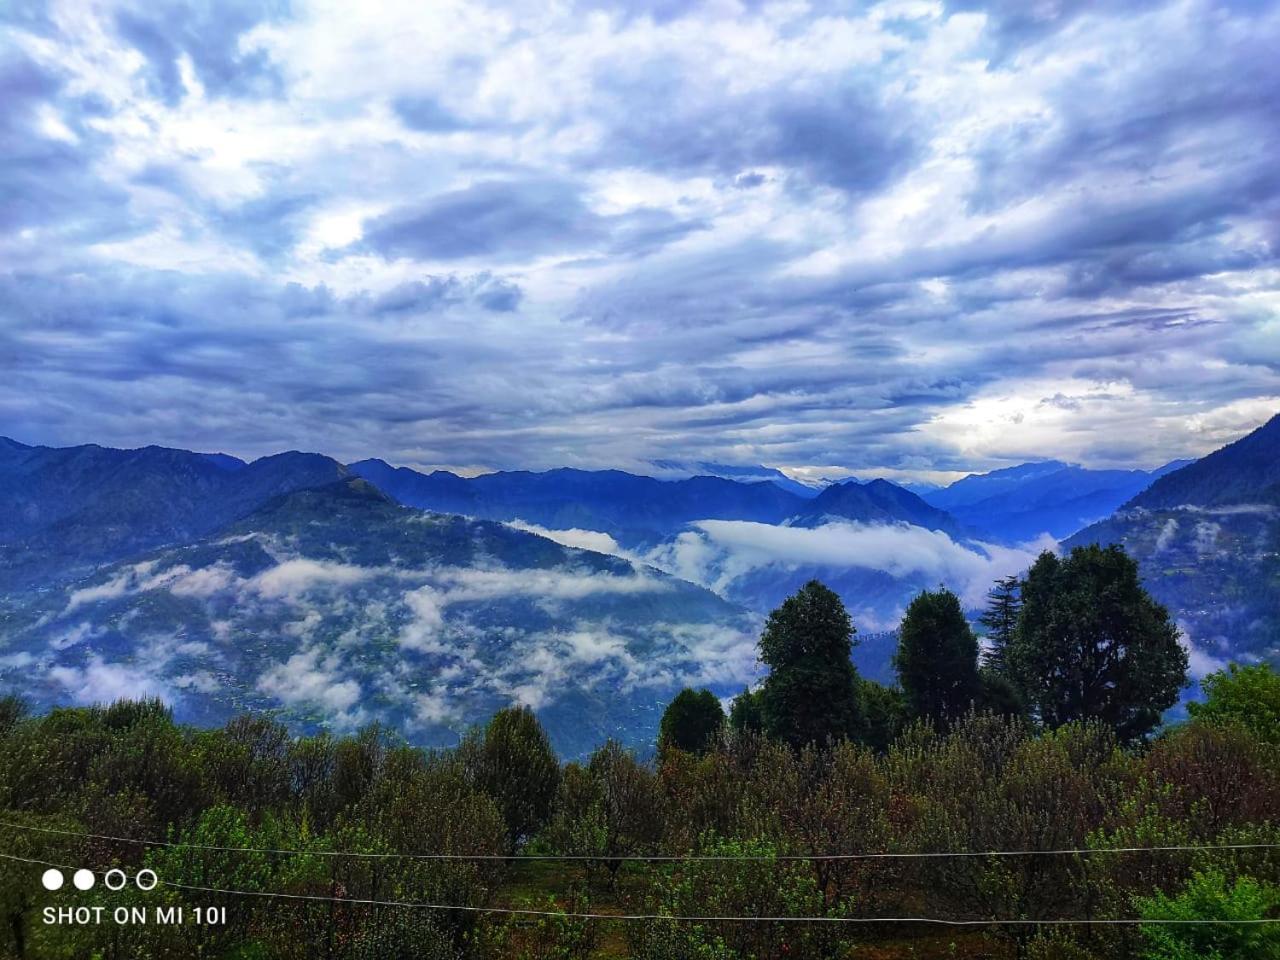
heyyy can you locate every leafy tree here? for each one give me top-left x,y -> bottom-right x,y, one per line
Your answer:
758,580 -> 863,748
589,740 -> 662,868
1008,546 -> 1188,741
659,688 -> 725,755
1137,869 -> 1280,960
728,688 -> 764,734
894,588 -> 982,726
857,678 -> 905,752
980,574 -> 1021,673
1188,663 -> 1280,745
979,667 -> 1028,721
467,705 -> 560,850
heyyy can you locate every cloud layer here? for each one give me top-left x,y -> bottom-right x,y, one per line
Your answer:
2,0 -> 1278,478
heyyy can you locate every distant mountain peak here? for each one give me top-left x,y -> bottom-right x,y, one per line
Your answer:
791,476 -> 966,536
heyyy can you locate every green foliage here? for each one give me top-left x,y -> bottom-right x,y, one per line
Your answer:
1,655 -> 1275,960
979,667 -> 1028,721
0,694 -> 28,735
1009,545 -> 1189,741
1137,869 -> 1280,960
759,579 -> 856,668
659,688 -> 725,756
857,678 -> 905,752
467,706 -> 560,851
628,836 -> 842,960
727,688 -> 763,734
758,580 -> 863,748
894,587 -> 982,726
1188,663 -> 1280,745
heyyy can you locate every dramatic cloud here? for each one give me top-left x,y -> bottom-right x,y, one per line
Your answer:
1,0 -> 1278,478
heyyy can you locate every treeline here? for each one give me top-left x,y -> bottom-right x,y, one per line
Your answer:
707,545 -> 1190,756
0,545 -> 1276,959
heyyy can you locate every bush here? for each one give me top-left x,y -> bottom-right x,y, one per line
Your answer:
1137,869 -> 1280,960
1188,663 -> 1280,745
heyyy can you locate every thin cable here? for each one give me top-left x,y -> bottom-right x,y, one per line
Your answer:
2,819 -> 1276,862
2,851 -> 1276,926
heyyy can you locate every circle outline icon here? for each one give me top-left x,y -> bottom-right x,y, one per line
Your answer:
73,868 -> 95,891
41,868 -> 64,891
135,869 -> 158,891
104,868 -> 127,891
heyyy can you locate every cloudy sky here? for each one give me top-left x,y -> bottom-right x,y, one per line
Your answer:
3,0 -> 1278,482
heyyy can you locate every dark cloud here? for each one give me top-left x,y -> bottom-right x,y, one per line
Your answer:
353,274 -> 524,314
114,0 -> 289,104
591,67 -> 917,196
363,180 -> 603,260
392,96 -> 469,132
0,48 -> 131,240
362,180 -> 704,262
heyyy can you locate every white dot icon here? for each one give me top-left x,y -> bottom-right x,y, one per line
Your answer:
41,869 -> 64,891
73,869 -> 95,891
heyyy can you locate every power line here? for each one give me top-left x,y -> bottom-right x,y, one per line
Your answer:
2,850 -> 1276,926
2,819 -> 1276,862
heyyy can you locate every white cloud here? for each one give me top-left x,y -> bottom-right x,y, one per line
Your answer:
1178,623 -> 1229,681
655,519 -> 1051,608
49,654 -> 173,705
398,584 -> 447,652
256,647 -> 364,718
506,520 -> 631,558
432,565 -> 669,602
65,573 -> 135,612
249,558 -> 376,600
168,563 -> 241,597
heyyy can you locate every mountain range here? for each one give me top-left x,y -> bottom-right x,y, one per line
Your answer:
1,416 -> 1276,754
918,458 -> 1192,542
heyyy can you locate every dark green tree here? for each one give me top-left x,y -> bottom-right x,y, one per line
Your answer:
728,687 -> 764,734
758,580 -> 863,748
978,668 -> 1027,721
979,575 -> 1021,673
1007,545 -> 1188,741
658,688 -> 725,755
468,706 -> 560,850
894,588 -> 983,726
857,678 -> 905,752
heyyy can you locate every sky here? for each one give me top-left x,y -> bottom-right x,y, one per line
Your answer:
2,0 -> 1279,483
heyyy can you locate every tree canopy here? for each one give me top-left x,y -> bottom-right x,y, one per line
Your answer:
658,688 -> 725,755
894,587 -> 982,726
1007,545 -> 1188,741
757,580 -> 863,748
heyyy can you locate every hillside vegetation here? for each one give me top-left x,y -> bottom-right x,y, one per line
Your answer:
2,550 -> 1277,960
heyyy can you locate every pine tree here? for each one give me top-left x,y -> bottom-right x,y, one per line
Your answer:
979,575 -> 1021,674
